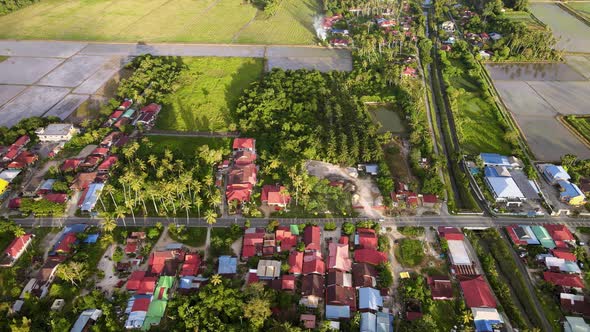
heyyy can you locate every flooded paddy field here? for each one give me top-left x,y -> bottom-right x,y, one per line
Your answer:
486,61 -> 590,161
530,3 -> 590,53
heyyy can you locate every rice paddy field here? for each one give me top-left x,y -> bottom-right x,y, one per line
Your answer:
0,0 -> 319,44
564,116 -> 590,145
530,3 -> 590,53
155,57 -> 264,132
568,2 -> 590,21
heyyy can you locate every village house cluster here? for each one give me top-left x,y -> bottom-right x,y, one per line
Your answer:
240,223 -> 392,331
2,99 -> 162,217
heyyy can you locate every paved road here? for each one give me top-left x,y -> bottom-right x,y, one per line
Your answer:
14,214 -> 590,228
0,40 -> 352,71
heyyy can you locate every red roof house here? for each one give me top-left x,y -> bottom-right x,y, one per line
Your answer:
232,138 -> 255,151
55,233 -> 77,253
180,253 -> 201,276
289,251 -> 304,275
98,156 -> 118,172
354,249 -> 387,266
544,272 -> 585,290
402,66 -> 417,77
234,151 -> 257,166
552,248 -> 577,262
357,228 -> 378,250
506,225 -> 527,246
545,224 -> 575,242
125,241 -> 138,255
428,276 -> 454,300
119,100 -> 132,110
282,275 -> 296,291
61,159 -> 82,172
4,234 -> 33,260
328,242 -> 352,272
261,185 -> 291,207
303,252 -> 326,275
438,226 -> 464,241
460,276 -> 496,308
91,147 -> 109,157
43,193 -> 68,204
136,277 -> 158,294
70,172 -> 97,191
276,229 -> 297,252
131,297 -> 151,312
304,226 -> 321,251
126,271 -> 146,291
148,251 -> 177,275
226,184 -> 252,203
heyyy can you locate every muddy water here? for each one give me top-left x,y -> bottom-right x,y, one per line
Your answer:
486,62 -> 587,81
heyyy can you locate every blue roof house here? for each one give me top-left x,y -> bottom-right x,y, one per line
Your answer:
218,256 -> 237,275
543,165 -> 570,184
558,181 -> 586,206
326,305 -> 350,319
361,312 -> 377,332
359,287 -> 383,311
479,153 -> 521,168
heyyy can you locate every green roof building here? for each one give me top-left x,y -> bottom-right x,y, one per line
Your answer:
531,226 -> 556,249
290,224 -> 300,236
141,276 -> 174,330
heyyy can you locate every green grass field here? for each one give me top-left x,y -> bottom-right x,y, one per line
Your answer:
504,11 -> 545,29
155,57 -> 263,132
0,0 -> 319,44
450,60 -> 512,155
564,116 -> 590,144
569,2 -> 590,20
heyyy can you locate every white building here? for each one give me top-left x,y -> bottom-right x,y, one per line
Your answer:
441,21 -> 455,32
485,176 -> 526,206
35,124 -> 79,142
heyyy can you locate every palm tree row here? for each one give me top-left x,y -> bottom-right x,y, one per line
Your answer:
99,139 -> 224,226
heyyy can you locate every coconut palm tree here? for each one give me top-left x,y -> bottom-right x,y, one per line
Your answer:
181,200 -> 192,225
205,210 -> 217,226
115,205 -> 128,228
195,196 -> 203,218
100,212 -> 117,233
210,274 -> 222,286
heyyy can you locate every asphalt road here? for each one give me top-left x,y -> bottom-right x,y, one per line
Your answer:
14,214 -> 590,229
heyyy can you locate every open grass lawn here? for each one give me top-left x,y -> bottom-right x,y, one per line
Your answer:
395,238 -> 424,267
0,0 -> 318,44
450,60 -> 512,155
168,227 -> 207,247
565,116 -> 590,144
155,57 -> 264,132
430,300 -> 460,331
569,2 -> 590,20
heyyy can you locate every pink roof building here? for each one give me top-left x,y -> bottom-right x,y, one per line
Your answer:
289,251 -> 304,275
262,185 -> 291,207
354,249 -> 387,265
4,234 -> 33,260
304,226 -> 321,251
328,242 -> 352,272
232,138 -> 255,151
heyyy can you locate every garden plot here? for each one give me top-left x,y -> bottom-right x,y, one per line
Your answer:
530,3 -> 590,53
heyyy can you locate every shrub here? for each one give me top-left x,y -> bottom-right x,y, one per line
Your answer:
342,222 -> 356,235
112,246 -> 124,263
324,221 -> 337,231
398,226 -> 425,237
